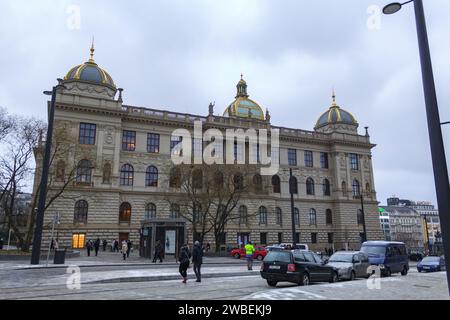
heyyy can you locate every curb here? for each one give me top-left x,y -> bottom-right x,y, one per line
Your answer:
87,271 -> 261,284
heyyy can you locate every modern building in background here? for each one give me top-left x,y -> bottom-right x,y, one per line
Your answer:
378,207 -> 391,241
32,46 -> 383,257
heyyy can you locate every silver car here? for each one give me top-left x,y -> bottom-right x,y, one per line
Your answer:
326,251 -> 371,280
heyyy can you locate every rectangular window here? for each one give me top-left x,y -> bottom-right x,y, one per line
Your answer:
251,144 -> 260,163
234,142 -> 244,162
79,123 -> 96,145
320,152 -> 329,169
213,140 -> 224,160
328,233 -> 334,244
271,146 -> 280,165
122,130 -> 136,151
260,232 -> 267,245
350,153 -> 359,170
304,150 -> 313,167
171,136 -> 183,156
72,233 -> 86,249
311,233 -> 318,244
288,148 -> 297,166
147,133 -> 160,153
192,138 -> 203,158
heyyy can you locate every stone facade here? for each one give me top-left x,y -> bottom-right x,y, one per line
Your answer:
33,50 -> 384,253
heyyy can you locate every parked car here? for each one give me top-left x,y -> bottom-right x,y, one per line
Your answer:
417,256 -> 446,272
230,246 -> 267,260
278,243 -> 309,251
360,241 -> 409,277
260,249 -> 339,287
326,251 -> 371,280
266,245 -> 284,252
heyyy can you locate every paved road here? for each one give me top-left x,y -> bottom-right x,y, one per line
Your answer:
0,265 -> 447,300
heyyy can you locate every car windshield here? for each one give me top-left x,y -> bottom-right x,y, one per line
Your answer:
264,251 -> 292,263
360,246 -> 386,256
329,253 -> 353,262
422,257 -> 440,263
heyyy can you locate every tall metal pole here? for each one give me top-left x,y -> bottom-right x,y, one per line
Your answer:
30,85 -> 58,265
423,215 -> 431,254
289,168 -> 297,245
413,0 -> 450,294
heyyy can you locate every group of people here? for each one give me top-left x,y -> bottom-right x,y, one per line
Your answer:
178,241 -> 204,283
85,238 -> 101,256
84,238 -> 133,260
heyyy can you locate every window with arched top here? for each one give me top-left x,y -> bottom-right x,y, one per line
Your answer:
239,205 -> 248,225
294,208 -> 300,226
76,159 -> 92,183
258,206 -> 267,225
119,202 -> 131,223
145,166 -> 158,187
326,209 -> 333,225
170,167 -> 181,188
306,178 -> 315,195
272,175 -> 281,193
120,164 -> 134,186
323,179 -> 331,196
309,208 -> 317,226
253,174 -> 262,191
170,203 -> 180,219
144,203 -> 156,219
276,207 -> 282,225
352,179 -> 360,197
74,200 -> 88,224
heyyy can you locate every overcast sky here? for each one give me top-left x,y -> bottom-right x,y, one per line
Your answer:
1,0 -> 449,207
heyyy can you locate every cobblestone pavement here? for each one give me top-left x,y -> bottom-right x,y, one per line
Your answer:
0,262 -> 447,300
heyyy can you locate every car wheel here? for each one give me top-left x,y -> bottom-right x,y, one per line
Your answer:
401,266 -> 408,276
299,273 -> 310,286
329,271 -> 339,283
267,280 -> 277,287
350,271 -> 356,281
257,255 -> 263,261
234,253 -> 240,259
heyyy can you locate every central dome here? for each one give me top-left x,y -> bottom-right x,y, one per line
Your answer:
63,43 -> 116,90
223,76 -> 265,120
315,91 -> 358,130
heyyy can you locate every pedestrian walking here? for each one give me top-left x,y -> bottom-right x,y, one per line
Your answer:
110,238 -> 115,252
121,241 -> 128,261
153,240 -> 163,263
0,238 -> 3,250
94,238 -> 100,256
192,241 -> 203,283
50,238 -> 55,251
245,241 -> 255,270
102,239 -> 107,251
126,240 -> 132,258
178,244 -> 191,284
86,240 -> 92,257
206,242 -> 211,253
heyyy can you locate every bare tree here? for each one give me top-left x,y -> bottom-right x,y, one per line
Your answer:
0,107 -> 14,141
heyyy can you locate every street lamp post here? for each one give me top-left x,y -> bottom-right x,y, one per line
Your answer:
30,80 -> 65,265
423,215 -> 432,254
359,193 -> 368,243
289,168 -> 297,246
383,0 -> 450,295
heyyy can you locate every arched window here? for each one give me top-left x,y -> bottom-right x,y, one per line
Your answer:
306,178 -> 315,195
342,181 -> 347,196
309,208 -> 317,225
276,207 -> 282,225
239,205 -> 248,225
102,162 -> 111,184
170,167 -> 181,188
258,206 -> 267,225
56,160 -> 65,182
170,203 -> 180,219
294,208 -> 300,226
233,173 -> 244,190
74,200 -> 88,224
272,175 -> 281,193
120,164 -> 134,186
323,179 -> 331,196
119,202 -> 131,223
145,166 -> 158,187
289,176 -> 298,194
253,174 -> 262,191
144,203 -> 156,219
357,209 -> 364,225
192,169 -> 203,189
76,159 -> 92,183
352,179 -> 360,197
326,209 -> 333,225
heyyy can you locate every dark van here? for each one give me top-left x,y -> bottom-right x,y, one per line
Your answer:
360,241 -> 409,277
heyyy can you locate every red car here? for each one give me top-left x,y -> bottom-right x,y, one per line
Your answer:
231,246 -> 267,260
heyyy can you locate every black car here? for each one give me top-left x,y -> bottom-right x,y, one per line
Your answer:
260,249 -> 339,287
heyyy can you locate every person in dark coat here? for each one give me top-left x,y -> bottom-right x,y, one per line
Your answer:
153,240 -> 163,263
178,244 -> 191,284
94,238 -> 100,256
86,240 -> 92,257
0,238 -> 4,250
102,239 -> 107,251
126,240 -> 132,258
192,241 -> 203,282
